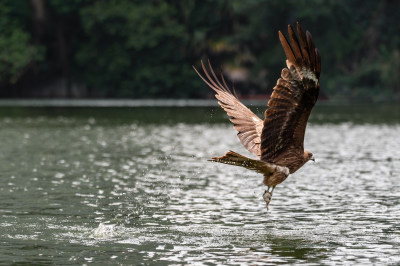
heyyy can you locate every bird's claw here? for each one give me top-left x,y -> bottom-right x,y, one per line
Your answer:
263,190 -> 272,210
263,186 -> 275,210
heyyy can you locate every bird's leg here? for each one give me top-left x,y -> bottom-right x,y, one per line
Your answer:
263,186 -> 275,210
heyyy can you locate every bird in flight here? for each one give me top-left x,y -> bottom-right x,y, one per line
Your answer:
193,22 -> 321,209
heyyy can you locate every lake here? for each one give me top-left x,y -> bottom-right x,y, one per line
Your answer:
0,103 -> 399,264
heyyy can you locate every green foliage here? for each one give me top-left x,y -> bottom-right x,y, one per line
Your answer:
76,0 -> 188,97
0,0 -> 399,101
0,1 -> 44,84
0,28 -> 44,84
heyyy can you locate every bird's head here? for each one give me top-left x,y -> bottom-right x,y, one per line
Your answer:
304,151 -> 315,162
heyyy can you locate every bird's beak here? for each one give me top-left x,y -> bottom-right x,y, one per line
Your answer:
310,156 -> 315,162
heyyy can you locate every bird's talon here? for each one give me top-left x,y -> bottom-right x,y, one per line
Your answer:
263,190 -> 272,210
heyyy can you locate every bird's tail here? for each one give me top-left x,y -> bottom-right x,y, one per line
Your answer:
208,150 -> 275,175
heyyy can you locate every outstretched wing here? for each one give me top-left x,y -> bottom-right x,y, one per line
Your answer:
208,150 -> 277,176
193,60 -> 263,158
261,22 -> 321,163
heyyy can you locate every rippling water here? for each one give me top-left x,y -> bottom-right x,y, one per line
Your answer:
0,105 -> 399,264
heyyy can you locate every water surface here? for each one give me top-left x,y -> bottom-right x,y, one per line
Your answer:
0,104 -> 399,264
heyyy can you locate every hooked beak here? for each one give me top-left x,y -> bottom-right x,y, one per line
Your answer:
310,155 -> 315,162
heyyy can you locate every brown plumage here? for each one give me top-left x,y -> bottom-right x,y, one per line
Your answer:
193,22 -> 321,209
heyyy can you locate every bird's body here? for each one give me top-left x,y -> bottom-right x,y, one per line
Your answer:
194,22 -> 321,209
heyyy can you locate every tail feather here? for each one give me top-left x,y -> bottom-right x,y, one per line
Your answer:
209,150 -> 275,175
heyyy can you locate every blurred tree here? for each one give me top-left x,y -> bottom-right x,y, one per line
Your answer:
77,0 -> 186,97
75,0 -> 234,98
0,0 -> 398,101
0,1 -> 44,94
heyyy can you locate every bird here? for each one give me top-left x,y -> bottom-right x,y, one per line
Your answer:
193,22 -> 321,209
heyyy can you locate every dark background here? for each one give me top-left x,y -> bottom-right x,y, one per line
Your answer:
0,0 -> 399,102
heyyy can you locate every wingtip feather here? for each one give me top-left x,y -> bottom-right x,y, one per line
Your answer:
288,24 -> 302,61
279,31 -> 296,65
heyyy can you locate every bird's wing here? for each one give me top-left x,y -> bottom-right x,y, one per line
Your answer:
193,60 -> 263,158
261,22 -> 321,162
209,150 -> 278,176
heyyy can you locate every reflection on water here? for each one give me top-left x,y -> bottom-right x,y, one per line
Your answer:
0,105 -> 399,264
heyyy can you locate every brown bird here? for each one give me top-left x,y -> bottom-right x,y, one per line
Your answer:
193,22 -> 321,209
